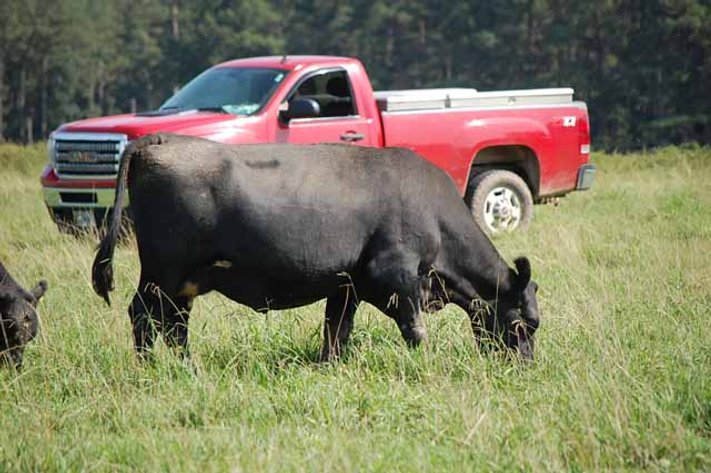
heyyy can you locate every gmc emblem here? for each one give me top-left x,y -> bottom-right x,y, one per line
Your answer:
70,151 -> 96,163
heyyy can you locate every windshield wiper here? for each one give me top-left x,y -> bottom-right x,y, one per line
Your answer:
138,106 -> 184,117
196,106 -> 229,113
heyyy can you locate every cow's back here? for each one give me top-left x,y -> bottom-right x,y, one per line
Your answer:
127,139 -> 452,285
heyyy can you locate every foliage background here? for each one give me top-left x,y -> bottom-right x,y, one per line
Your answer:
1,0 -> 710,150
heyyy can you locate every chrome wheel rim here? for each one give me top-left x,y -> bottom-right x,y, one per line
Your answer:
483,186 -> 522,233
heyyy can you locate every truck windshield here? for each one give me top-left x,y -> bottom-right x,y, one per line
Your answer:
160,67 -> 287,116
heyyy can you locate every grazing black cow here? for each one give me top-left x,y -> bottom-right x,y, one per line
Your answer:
92,134 -> 540,361
0,262 -> 47,368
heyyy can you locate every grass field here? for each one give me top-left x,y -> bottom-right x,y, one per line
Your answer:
1,144 -> 710,471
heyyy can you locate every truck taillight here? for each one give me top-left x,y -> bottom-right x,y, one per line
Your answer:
578,115 -> 591,156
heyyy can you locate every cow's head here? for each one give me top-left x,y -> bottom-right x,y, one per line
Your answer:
0,280 -> 47,369
475,257 -> 540,361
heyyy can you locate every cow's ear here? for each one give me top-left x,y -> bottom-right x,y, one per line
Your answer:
0,285 -> 13,302
513,257 -> 531,292
30,280 -> 48,304
0,290 -> 13,314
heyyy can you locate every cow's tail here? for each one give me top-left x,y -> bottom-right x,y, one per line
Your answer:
92,134 -> 166,305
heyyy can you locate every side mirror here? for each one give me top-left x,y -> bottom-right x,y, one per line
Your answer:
279,98 -> 320,122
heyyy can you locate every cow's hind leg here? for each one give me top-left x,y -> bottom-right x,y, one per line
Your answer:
319,285 -> 359,362
128,284 -> 162,358
129,290 -> 194,359
160,295 -> 193,359
129,271 -> 195,359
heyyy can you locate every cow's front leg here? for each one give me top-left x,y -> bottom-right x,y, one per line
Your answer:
319,287 -> 358,362
365,254 -> 428,348
448,291 -> 497,352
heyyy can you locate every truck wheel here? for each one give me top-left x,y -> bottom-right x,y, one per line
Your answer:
467,170 -> 533,234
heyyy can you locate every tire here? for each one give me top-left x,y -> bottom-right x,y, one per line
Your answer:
467,170 -> 534,234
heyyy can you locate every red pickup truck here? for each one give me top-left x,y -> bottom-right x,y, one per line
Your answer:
41,55 -> 594,234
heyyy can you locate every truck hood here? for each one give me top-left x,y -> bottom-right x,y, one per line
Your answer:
57,110 -> 241,139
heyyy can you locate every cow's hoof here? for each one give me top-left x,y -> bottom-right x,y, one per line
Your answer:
318,349 -> 338,363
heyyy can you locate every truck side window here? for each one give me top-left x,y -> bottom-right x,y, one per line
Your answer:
291,70 -> 356,118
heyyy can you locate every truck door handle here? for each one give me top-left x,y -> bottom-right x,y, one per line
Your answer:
340,132 -> 365,142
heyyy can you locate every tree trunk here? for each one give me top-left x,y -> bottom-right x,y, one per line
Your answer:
26,115 -> 33,144
18,67 -> 26,142
0,57 -> 5,142
386,25 -> 394,68
41,56 -> 48,138
87,74 -> 95,115
523,0 -> 535,83
171,0 -> 180,40
97,61 -> 108,114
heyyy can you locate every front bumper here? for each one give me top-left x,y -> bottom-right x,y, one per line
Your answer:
575,164 -> 596,190
43,187 -> 117,208
43,187 -> 124,231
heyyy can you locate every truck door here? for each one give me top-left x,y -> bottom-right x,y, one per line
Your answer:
276,68 -> 374,146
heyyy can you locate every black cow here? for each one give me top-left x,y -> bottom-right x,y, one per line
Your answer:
0,262 -> 47,368
92,134 -> 540,361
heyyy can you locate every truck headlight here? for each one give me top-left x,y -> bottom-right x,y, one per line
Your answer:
47,132 -> 56,166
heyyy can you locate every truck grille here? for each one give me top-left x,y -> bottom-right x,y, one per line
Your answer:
52,133 -> 128,179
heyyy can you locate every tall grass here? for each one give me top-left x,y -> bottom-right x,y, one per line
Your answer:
1,144 -> 710,471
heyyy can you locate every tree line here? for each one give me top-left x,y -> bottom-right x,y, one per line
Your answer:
1,0 -> 709,150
